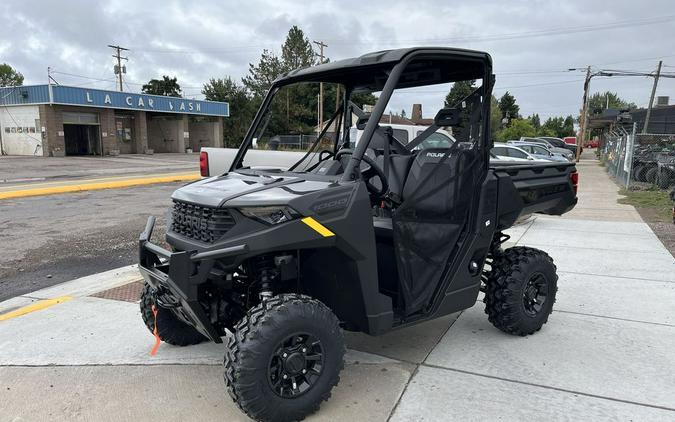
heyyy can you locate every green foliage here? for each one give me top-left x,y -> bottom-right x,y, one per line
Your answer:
202,77 -> 255,147
445,80 -> 475,107
498,91 -> 520,121
281,26 -> 316,70
540,115 -> 576,137
243,26 -> 316,99
142,76 -> 181,97
496,118 -> 536,141
242,49 -> 283,98
588,91 -> 637,112
527,114 -> 541,130
0,63 -> 24,87
351,91 -> 378,109
489,95 -> 501,140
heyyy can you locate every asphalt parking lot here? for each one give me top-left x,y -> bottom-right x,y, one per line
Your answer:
1,154 -> 674,421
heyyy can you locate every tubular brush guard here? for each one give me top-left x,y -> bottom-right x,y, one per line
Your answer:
138,216 -> 247,343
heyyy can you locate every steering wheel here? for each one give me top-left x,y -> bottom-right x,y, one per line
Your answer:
335,149 -> 389,197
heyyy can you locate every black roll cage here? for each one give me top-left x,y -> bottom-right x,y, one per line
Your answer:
229,48 -> 494,182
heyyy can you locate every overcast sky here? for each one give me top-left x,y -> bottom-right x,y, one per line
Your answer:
2,0 -> 674,121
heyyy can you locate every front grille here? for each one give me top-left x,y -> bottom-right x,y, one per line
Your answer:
170,200 -> 235,243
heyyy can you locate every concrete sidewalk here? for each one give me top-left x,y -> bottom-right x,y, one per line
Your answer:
1,153 -> 674,421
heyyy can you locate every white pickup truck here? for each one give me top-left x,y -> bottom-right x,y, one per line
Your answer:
199,148 -> 307,177
200,124 -> 455,177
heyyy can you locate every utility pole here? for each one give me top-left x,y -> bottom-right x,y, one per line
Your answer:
642,60 -> 662,134
108,44 -> 129,92
576,66 -> 592,162
313,40 -> 327,132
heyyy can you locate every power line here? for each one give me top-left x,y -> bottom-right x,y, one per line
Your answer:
127,15 -> 675,54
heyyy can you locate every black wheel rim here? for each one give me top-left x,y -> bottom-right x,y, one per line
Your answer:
268,333 -> 324,398
522,272 -> 548,317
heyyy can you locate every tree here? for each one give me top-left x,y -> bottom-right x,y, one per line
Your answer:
243,26 -> 315,99
142,76 -> 182,97
242,49 -> 283,98
588,91 -> 637,113
498,91 -> 520,122
489,95 -> 501,140
496,118 -> 536,141
445,80 -> 475,107
527,114 -> 541,131
562,115 -> 575,137
351,91 -> 378,109
202,77 -> 254,147
0,63 -> 24,87
281,26 -> 316,71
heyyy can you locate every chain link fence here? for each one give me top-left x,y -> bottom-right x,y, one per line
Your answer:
599,124 -> 675,190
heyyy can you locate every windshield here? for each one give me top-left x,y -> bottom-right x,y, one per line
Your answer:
240,81 -> 347,172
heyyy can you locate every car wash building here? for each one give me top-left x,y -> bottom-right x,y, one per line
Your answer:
0,84 -> 229,156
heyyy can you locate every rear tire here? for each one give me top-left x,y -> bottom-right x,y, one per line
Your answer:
484,247 -> 558,336
224,294 -> 345,422
645,167 -> 658,184
139,283 -> 206,346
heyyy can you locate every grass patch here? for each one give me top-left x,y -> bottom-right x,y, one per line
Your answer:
619,188 -> 672,222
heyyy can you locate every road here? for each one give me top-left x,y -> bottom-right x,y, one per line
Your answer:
0,153 -> 198,183
0,183 -> 183,301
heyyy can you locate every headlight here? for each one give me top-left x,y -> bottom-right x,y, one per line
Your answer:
239,206 -> 301,225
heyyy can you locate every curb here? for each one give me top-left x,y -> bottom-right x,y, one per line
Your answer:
0,264 -> 142,316
0,172 -> 200,200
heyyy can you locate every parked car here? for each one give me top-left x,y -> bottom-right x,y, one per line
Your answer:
489,152 -> 532,163
492,143 -> 549,162
355,123 -> 456,150
508,141 -> 570,162
538,136 -> 578,156
519,137 -> 575,160
585,139 -> 599,149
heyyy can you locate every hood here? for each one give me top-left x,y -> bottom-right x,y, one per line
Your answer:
171,172 -> 332,208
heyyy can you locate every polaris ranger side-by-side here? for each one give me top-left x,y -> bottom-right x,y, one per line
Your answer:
138,47 -> 578,422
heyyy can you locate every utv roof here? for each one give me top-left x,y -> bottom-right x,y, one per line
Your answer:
275,47 -> 492,90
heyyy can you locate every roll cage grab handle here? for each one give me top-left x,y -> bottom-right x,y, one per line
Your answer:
340,60 -> 407,183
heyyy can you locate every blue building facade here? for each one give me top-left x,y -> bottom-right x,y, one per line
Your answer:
0,85 -> 229,156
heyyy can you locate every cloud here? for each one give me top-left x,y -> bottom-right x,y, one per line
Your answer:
1,0 -> 673,117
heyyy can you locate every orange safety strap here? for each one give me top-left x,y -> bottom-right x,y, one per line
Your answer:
150,305 -> 161,356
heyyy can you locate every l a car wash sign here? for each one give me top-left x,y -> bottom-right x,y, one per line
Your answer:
49,85 -> 229,117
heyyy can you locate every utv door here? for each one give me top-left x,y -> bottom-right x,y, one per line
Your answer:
392,89 -> 487,316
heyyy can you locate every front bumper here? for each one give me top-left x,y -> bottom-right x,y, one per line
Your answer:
138,216 -> 248,343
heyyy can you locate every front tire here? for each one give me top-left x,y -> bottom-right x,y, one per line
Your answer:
139,283 -> 206,346
484,247 -> 558,336
224,294 -> 345,422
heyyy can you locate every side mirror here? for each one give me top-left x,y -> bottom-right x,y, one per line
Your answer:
527,156 -> 534,160
434,108 -> 462,127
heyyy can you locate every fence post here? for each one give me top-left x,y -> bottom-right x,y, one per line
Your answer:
624,122 -> 637,188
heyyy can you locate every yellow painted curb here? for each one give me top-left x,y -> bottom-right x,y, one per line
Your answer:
0,296 -> 73,321
0,173 -> 200,200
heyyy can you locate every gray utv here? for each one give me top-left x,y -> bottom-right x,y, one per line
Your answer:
138,47 -> 578,422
